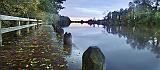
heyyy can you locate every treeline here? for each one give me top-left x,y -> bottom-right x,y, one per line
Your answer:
0,0 -> 66,25
89,0 -> 160,26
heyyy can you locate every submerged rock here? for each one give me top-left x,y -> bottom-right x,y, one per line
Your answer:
82,46 -> 105,70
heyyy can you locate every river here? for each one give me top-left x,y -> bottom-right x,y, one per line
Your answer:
64,23 -> 160,70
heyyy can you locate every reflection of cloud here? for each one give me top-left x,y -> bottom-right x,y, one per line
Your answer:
74,7 -> 102,14
70,17 -> 91,21
69,17 -> 104,21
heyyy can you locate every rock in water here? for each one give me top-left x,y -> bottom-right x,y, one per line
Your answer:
63,32 -> 72,46
82,46 -> 105,70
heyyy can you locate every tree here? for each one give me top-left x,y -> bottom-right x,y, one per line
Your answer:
152,0 -> 160,10
38,0 -> 66,24
0,0 -> 66,25
133,0 -> 153,6
134,0 -> 141,5
128,2 -> 135,17
129,2 -> 136,9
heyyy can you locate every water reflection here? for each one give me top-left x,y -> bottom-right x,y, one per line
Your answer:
64,23 -> 160,70
63,45 -> 72,55
104,25 -> 160,58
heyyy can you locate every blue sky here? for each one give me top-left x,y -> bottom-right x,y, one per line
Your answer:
60,0 -> 133,21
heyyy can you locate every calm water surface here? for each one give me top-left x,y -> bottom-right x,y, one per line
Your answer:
64,23 -> 160,70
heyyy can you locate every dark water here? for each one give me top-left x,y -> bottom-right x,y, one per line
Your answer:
64,23 -> 160,70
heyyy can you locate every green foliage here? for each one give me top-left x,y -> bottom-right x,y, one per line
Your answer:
154,12 -> 160,23
103,0 -> 160,26
43,13 -> 60,25
0,0 -> 66,25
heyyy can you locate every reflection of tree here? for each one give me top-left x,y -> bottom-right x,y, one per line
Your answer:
105,25 -> 160,58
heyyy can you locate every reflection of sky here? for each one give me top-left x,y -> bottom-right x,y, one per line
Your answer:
60,0 -> 132,21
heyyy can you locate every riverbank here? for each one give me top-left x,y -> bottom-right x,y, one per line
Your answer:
0,25 -> 68,70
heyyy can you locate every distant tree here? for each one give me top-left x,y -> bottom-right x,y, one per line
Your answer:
129,2 -> 136,9
134,0 -> 141,5
107,12 -> 112,19
119,8 -> 124,18
128,2 -> 135,17
152,0 -> 160,10
101,0 -> 160,25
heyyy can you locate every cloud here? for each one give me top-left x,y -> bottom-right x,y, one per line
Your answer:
60,0 -> 133,20
74,7 -> 102,15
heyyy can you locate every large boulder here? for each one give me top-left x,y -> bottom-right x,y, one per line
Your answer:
58,16 -> 71,27
82,46 -> 105,70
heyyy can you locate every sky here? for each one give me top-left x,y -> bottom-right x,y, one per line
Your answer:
59,0 -> 133,21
